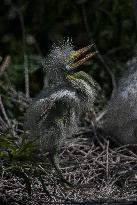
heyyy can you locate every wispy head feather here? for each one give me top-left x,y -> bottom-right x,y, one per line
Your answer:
43,38 -> 74,73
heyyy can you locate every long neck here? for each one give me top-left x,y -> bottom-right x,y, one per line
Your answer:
45,70 -> 70,89
67,71 -> 96,103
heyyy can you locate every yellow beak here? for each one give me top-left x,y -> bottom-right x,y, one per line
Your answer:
69,44 -> 98,69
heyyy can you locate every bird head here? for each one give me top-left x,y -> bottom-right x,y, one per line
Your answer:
43,39 -> 98,87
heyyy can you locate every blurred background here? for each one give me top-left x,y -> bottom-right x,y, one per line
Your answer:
0,0 -> 137,116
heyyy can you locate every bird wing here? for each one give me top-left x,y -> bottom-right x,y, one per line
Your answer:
24,88 -> 79,137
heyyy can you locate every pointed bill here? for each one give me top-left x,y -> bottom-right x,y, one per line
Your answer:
69,44 -> 98,69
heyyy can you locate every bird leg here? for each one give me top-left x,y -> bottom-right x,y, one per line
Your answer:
48,152 -> 73,187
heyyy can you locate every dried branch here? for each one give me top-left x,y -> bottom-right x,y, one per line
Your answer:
81,4 -> 116,89
0,96 -> 11,128
18,9 -> 29,98
0,55 -> 11,77
9,1 -> 30,98
106,140 -> 109,181
132,0 -> 137,26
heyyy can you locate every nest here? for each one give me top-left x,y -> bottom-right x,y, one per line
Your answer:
1,127 -> 137,205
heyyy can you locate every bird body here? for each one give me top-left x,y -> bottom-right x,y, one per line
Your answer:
25,85 -> 80,153
103,57 -> 137,144
24,39 -> 97,165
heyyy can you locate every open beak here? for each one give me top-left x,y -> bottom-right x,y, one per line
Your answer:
69,43 -> 98,69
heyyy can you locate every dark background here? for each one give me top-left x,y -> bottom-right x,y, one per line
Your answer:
0,0 -> 137,99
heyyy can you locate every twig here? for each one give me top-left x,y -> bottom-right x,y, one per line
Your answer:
105,45 -> 132,56
91,121 -> 105,149
0,56 -> 11,77
96,110 -> 107,122
0,84 -> 30,107
81,4 -> 116,89
0,116 -> 9,130
10,1 -> 30,98
0,96 -> 11,127
132,0 -> 137,26
18,9 -> 29,98
82,4 -> 93,41
97,53 -> 116,88
106,140 -> 109,181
